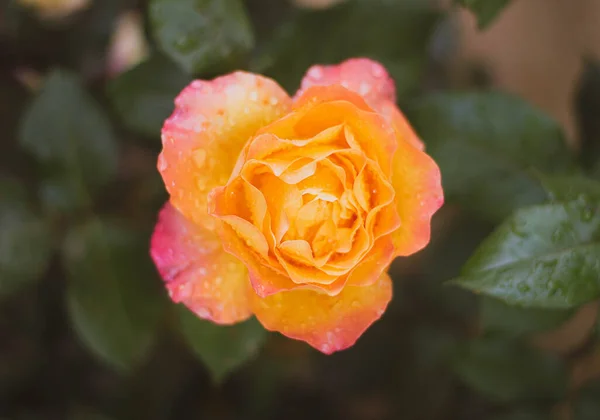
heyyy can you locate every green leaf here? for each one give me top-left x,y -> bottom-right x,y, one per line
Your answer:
538,173 -> 600,202
62,220 -> 166,372
451,337 -> 567,403
254,0 -> 440,96
574,378 -> 600,420
148,0 -> 255,75
178,307 -> 267,383
455,0 -> 512,29
19,70 -> 118,209
0,177 -> 52,297
480,296 -> 573,337
451,198 -> 600,309
575,60 -> 600,171
408,92 -> 573,221
107,54 -> 191,138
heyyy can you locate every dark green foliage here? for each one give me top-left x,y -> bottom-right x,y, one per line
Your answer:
148,0 -> 255,75
408,91 -> 574,222
2,0 -> 599,418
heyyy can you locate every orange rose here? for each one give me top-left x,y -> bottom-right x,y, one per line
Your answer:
151,58 -> 443,353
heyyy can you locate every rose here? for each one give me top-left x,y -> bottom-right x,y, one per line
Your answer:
151,58 -> 443,354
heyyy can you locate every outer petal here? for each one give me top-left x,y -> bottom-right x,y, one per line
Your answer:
391,140 -> 444,256
296,58 -> 425,150
150,202 -> 252,324
159,72 -> 292,230
296,58 -> 396,111
251,272 -> 392,354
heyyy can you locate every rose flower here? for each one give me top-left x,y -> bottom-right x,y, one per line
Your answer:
151,58 -> 443,354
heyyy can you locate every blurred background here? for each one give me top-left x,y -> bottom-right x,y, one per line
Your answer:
2,0 -> 600,419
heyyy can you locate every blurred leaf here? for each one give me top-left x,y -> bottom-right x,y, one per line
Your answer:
538,173 -> 600,202
451,198 -> 600,308
575,60 -> 600,171
0,177 -> 52,297
574,378 -> 600,420
451,337 -> 567,403
148,0 -> 255,75
178,307 -> 267,383
480,296 -> 573,337
455,0 -> 511,29
38,172 -> 91,217
108,54 -> 191,138
19,70 -> 118,210
254,0 -> 440,96
63,220 -> 166,372
408,92 -> 573,222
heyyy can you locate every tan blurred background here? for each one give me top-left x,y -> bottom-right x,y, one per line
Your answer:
454,0 -> 600,144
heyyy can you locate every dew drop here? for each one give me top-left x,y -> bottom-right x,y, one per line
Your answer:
228,262 -> 238,271
307,66 -> 324,80
269,96 -> 279,106
215,276 -> 223,285
157,154 -> 168,171
193,149 -> 207,168
581,206 -> 594,221
371,63 -> 384,78
249,91 -> 259,102
195,307 -> 211,319
359,82 -> 371,95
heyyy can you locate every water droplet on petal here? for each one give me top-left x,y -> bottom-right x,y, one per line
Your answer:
307,66 -> 324,80
195,307 -> 211,319
371,63 -> 384,78
215,276 -> 223,285
157,154 -> 168,171
249,91 -> 259,101
193,149 -> 207,168
359,82 -> 371,95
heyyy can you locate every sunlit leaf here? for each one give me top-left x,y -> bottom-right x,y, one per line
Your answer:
451,198 -> 600,308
